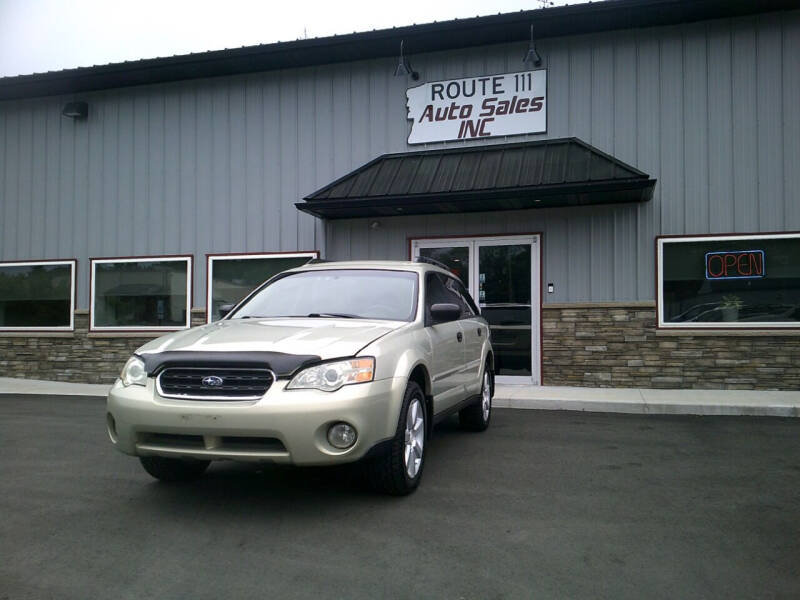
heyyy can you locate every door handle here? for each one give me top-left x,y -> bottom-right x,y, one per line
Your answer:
477,328 -> 482,337
456,332 -> 463,343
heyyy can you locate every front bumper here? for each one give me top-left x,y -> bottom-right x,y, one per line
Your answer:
106,377 -> 406,466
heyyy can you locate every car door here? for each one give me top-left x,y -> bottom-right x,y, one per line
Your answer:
424,272 -> 466,415
446,275 -> 486,397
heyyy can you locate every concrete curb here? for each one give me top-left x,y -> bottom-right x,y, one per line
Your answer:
0,377 -> 110,398
493,384 -> 800,417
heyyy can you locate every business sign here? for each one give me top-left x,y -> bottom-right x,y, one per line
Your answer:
406,70 -> 547,145
705,250 -> 765,280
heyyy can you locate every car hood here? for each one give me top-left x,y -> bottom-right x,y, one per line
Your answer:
136,317 -> 405,361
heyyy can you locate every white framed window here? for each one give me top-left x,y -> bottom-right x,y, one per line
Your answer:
206,251 -> 318,322
90,255 -> 192,331
657,233 -> 800,329
0,259 -> 76,331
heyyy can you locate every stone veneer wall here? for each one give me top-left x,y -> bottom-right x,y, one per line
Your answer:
2,305 -> 799,390
542,303 -> 800,390
0,310 -> 207,385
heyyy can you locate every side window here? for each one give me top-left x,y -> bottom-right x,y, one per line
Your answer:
426,272 -> 477,322
450,278 -> 480,317
425,273 -> 462,324
443,276 -> 473,318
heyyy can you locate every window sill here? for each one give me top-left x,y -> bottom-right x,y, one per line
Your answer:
0,331 -> 75,338
87,332 -> 166,338
656,328 -> 800,337
543,301 -> 655,309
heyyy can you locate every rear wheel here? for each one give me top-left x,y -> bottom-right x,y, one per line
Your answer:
459,368 -> 492,432
366,381 -> 426,495
139,456 -> 210,482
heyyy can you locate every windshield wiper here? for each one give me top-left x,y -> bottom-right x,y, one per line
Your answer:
306,312 -> 360,319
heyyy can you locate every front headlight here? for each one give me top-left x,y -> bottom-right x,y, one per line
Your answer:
120,356 -> 147,387
287,357 -> 375,392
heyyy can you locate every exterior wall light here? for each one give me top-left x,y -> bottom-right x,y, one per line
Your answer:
523,25 -> 543,68
394,40 -> 419,81
62,101 -> 89,119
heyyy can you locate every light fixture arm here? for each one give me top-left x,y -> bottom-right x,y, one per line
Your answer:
523,24 -> 543,68
394,39 -> 420,81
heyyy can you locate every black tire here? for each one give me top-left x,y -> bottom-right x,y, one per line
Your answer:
366,381 -> 427,496
139,456 -> 210,482
459,367 -> 492,432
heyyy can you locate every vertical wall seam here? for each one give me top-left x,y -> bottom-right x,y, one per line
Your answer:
277,73 -> 283,250
754,20 -> 761,231
161,92 -> 167,253
681,25 -> 687,234
22,106 -> 29,258
193,86 -> 199,257
728,21 -> 735,231
0,110 -> 5,260
176,86 -> 183,251
41,108 -> 47,260
145,91 -> 150,253
656,32 -> 663,237
56,101 -> 62,255
780,18 -> 786,225
705,24 -> 711,231
226,80 -> 232,252
295,75 -> 301,249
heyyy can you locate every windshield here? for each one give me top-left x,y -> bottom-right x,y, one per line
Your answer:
231,269 -> 419,321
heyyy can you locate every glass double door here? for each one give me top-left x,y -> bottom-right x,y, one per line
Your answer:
411,235 -> 540,385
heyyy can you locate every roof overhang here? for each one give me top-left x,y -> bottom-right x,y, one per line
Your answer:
297,138 -> 656,220
0,0 -> 796,101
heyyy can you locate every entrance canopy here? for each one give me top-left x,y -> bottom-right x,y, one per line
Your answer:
297,137 -> 656,219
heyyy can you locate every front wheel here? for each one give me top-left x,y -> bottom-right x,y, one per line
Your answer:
459,368 -> 492,432
139,456 -> 210,482
366,381 -> 426,495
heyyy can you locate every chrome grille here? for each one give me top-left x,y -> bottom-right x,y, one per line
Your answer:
157,367 -> 275,400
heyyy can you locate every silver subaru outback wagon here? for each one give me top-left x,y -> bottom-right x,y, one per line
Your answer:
107,259 -> 494,495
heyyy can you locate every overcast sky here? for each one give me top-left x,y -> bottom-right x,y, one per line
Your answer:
0,0 -> 587,77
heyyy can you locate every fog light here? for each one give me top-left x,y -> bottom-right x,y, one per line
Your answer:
327,422 -> 357,449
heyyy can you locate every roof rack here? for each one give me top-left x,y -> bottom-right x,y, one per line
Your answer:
305,257 -> 329,264
414,256 -> 452,271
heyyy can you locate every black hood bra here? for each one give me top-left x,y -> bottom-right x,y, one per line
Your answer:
137,351 -> 322,378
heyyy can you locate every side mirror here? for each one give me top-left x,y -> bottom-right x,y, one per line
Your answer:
218,304 -> 235,319
430,303 -> 461,324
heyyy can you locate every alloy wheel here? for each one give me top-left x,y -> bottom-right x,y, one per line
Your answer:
481,371 -> 491,421
403,398 -> 425,479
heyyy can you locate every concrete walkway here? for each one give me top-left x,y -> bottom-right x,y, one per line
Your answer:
0,377 -> 111,398
493,384 -> 800,417
1,376 -> 798,417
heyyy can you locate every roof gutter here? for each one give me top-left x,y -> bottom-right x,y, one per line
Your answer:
0,0 -> 796,101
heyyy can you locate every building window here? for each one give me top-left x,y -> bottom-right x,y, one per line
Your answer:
0,260 -> 76,331
206,252 -> 318,322
657,233 -> 800,328
90,256 -> 192,331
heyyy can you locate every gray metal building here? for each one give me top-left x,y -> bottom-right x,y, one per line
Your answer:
1,0 -> 799,389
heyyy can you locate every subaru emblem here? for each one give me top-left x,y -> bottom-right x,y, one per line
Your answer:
202,375 -> 224,387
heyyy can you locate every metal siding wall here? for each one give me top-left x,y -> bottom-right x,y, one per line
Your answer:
0,12 -> 798,307
328,13 -> 800,302
756,14 -> 785,232
785,16 -> 800,229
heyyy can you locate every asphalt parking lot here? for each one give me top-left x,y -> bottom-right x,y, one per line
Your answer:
1,395 -> 799,600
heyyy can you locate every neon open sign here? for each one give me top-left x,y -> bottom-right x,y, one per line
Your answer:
705,250 -> 765,280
